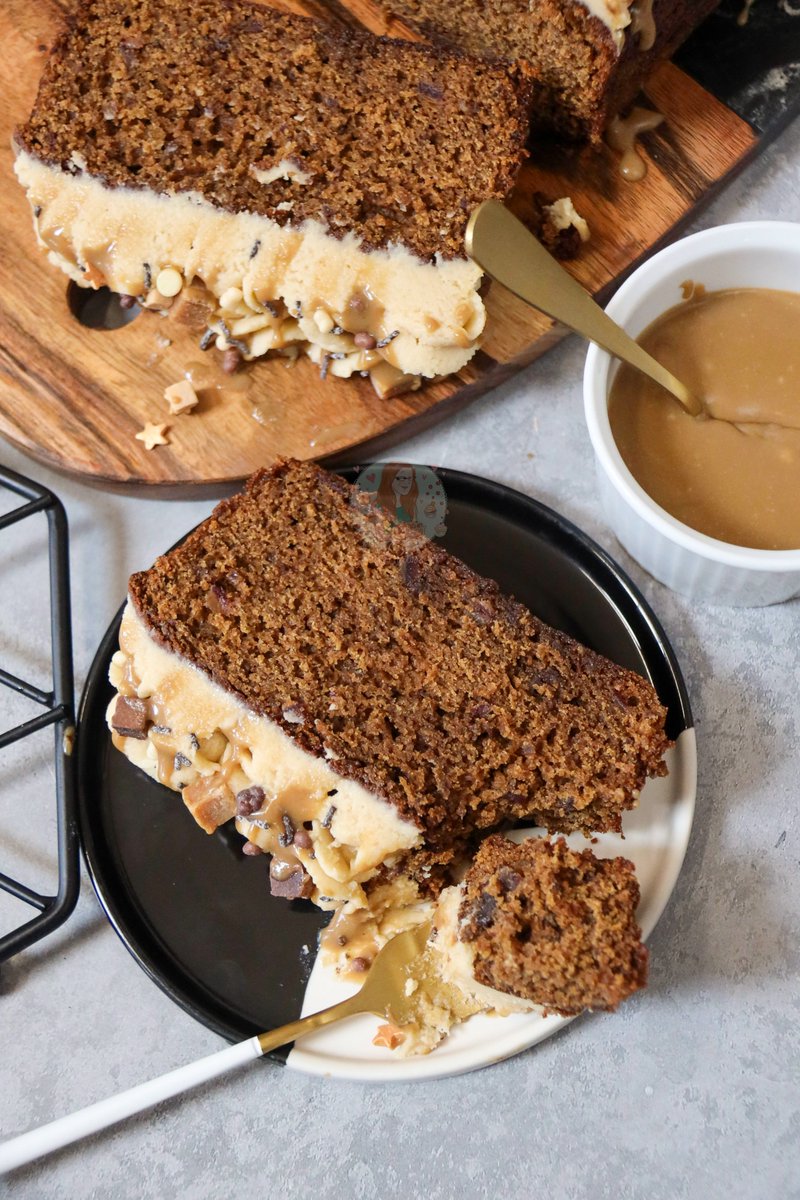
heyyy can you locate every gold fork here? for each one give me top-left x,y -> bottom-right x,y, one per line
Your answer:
0,920 -> 432,1174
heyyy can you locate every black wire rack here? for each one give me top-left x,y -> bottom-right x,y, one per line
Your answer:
0,464 -> 79,963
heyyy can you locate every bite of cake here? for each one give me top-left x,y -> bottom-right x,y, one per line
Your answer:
383,834 -> 649,1055
14,0 -> 533,398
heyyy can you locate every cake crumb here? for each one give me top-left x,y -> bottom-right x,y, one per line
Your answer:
164,380 -> 199,415
135,422 -> 170,450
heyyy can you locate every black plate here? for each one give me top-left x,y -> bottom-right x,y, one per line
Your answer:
77,467 -> 692,1062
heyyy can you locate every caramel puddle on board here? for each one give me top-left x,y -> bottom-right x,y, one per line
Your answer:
606,107 -> 665,181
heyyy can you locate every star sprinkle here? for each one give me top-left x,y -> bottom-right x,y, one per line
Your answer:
372,1024 -> 406,1050
135,422 -> 170,450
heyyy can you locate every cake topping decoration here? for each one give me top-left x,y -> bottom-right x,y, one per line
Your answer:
135,422 -> 170,450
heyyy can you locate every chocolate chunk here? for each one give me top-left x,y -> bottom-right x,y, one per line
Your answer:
471,600 -> 495,626
418,81 -> 444,101
119,294 -> 137,309
293,828 -> 313,850
401,554 -> 423,595
527,666 -> 563,690
173,752 -> 192,770
497,867 -> 522,894
222,347 -> 242,374
208,582 -> 235,614
111,695 -> 148,739
236,785 -> 265,817
349,956 -> 370,973
279,813 -> 296,847
120,36 -> 144,67
242,842 -> 263,856
472,892 -> 497,929
270,867 -> 313,899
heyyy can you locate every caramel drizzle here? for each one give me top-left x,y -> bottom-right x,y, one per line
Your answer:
631,0 -> 656,50
606,106 -> 665,182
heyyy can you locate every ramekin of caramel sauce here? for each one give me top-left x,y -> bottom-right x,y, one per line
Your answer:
584,223 -> 800,606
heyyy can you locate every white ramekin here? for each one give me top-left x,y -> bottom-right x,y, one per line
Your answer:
584,221 -> 800,607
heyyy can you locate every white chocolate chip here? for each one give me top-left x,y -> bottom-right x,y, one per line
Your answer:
249,329 -> 275,357
313,308 -> 335,334
219,286 -> 244,312
155,267 -> 183,298
164,380 -> 199,415
230,314 -> 272,337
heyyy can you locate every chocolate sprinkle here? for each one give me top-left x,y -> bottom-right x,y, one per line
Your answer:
199,327 -> 216,351
322,804 -> 336,828
279,812 -> 296,846
249,239 -> 261,259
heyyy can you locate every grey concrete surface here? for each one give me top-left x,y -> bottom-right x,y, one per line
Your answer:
1,117 -> 799,1200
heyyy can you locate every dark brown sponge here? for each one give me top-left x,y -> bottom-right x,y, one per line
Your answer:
459,834 -> 648,1013
372,0 -> 721,141
15,0 -> 533,261
128,459 -> 670,858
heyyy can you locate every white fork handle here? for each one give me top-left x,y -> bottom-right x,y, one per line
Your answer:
0,1035 -> 262,1175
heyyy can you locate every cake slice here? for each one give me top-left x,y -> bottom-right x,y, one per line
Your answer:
14,0 -> 533,398
383,835 -> 648,1054
107,459 -> 670,911
376,0 -> 720,141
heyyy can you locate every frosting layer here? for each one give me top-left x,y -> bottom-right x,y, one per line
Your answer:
108,603 -> 422,908
15,150 -> 484,388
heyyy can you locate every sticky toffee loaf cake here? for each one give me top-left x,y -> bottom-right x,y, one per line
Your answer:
14,0 -> 533,398
376,0 -> 721,141
108,459 -> 670,914
387,834 -> 648,1053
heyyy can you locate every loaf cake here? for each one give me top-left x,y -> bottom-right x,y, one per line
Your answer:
14,0 -> 533,398
385,834 -> 648,1053
377,0 -> 721,141
108,459 -> 670,913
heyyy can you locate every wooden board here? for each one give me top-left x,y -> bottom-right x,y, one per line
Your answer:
0,0 -> 772,494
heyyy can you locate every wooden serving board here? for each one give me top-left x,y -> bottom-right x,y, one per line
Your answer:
0,0 -> 793,494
